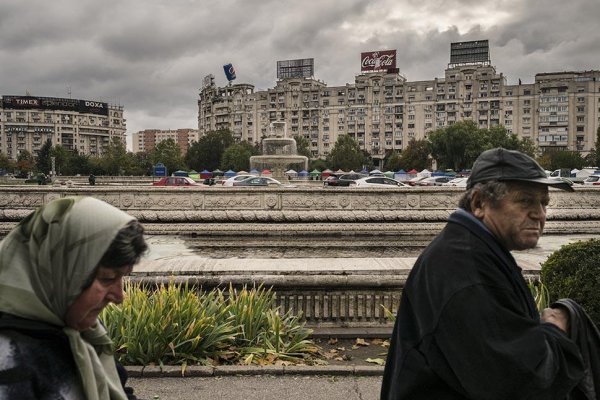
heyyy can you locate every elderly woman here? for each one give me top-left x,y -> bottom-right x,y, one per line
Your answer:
0,196 -> 147,399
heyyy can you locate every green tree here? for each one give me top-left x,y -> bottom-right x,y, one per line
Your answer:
0,153 -> 15,173
293,134 -> 312,159
186,129 -> 234,171
152,139 -> 186,175
51,145 -> 71,175
326,135 -> 365,171
429,121 -> 484,171
88,156 -> 106,175
16,150 -> 35,176
584,127 -> 600,168
517,137 -> 538,158
101,137 -> 130,175
36,139 -> 53,174
66,150 -> 91,175
309,158 -> 328,171
221,141 -> 259,171
538,150 -> 585,171
384,151 -> 402,171
127,151 -> 153,176
398,139 -> 431,171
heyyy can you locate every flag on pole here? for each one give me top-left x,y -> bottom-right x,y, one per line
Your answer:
223,63 -> 236,81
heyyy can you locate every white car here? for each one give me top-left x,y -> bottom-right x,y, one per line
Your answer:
442,177 -> 468,187
231,176 -> 283,187
350,176 -> 410,188
416,176 -> 452,186
222,174 -> 257,186
582,175 -> 600,186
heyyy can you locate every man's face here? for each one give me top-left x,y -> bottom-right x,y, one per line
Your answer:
474,182 -> 549,251
64,264 -> 132,331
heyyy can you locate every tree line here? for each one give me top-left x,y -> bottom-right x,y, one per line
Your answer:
2,123 -> 599,177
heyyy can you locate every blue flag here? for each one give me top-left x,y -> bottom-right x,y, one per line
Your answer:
223,63 -> 236,81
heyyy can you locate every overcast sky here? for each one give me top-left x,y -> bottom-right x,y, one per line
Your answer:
1,0 -> 598,149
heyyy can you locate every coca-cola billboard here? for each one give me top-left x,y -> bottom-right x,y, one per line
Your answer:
360,50 -> 397,72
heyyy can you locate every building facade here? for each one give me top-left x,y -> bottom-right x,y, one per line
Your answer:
132,128 -> 199,154
198,60 -> 600,163
0,95 -> 126,160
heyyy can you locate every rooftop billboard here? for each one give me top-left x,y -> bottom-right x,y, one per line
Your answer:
1,96 -> 109,116
360,50 -> 397,72
449,40 -> 490,66
277,58 -> 314,79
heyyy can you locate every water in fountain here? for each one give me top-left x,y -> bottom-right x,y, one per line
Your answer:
249,122 -> 309,180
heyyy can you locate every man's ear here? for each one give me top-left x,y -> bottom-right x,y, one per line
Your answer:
470,190 -> 486,218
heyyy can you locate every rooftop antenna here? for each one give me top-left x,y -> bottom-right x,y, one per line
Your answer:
67,86 -> 72,98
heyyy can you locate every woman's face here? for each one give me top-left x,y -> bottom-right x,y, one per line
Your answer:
64,264 -> 132,331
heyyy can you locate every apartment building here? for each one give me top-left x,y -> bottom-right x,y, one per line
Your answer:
0,95 -> 126,159
132,128 -> 199,155
198,49 -> 600,163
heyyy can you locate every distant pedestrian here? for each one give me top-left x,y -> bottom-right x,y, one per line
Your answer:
89,173 -> 96,185
37,173 -> 47,185
381,148 -> 599,399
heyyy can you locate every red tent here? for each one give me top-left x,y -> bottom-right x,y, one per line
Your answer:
407,169 -> 418,175
321,169 -> 333,179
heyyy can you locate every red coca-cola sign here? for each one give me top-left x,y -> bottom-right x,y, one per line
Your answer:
360,50 -> 397,72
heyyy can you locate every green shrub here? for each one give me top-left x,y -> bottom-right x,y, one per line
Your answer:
540,239 -> 600,325
101,282 -> 318,367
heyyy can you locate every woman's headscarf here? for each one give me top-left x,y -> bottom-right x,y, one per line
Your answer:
0,196 -> 135,400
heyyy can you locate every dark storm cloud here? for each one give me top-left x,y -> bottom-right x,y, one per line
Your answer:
1,0 -> 598,141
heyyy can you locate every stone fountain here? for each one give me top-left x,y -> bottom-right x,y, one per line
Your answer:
249,122 -> 309,180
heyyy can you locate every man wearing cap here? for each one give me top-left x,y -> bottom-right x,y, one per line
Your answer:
381,148 -> 585,399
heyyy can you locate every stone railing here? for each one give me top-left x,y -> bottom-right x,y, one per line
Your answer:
0,186 -> 599,235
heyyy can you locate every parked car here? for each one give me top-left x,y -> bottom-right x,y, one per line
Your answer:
582,175 -> 600,186
350,176 -> 410,188
416,176 -> 452,186
323,173 -> 365,187
441,177 -> 468,187
232,176 -> 282,187
222,174 -> 256,186
152,177 -> 201,186
406,176 -> 428,186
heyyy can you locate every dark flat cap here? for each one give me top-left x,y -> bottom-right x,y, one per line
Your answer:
467,148 -> 574,192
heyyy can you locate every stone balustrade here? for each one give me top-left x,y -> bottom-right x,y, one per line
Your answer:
0,186 -> 598,235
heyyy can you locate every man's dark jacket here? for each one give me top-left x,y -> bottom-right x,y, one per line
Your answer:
380,210 -> 585,400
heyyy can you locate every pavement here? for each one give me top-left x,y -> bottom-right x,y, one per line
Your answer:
129,375 -> 383,400
126,337 -> 387,399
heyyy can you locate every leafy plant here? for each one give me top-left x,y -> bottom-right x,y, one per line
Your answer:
226,285 -> 317,364
527,279 -> 550,312
102,282 -> 236,366
101,282 -> 318,367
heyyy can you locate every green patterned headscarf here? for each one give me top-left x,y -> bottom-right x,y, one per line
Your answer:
0,196 -> 135,400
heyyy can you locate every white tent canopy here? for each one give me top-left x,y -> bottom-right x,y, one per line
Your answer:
418,169 -> 432,178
